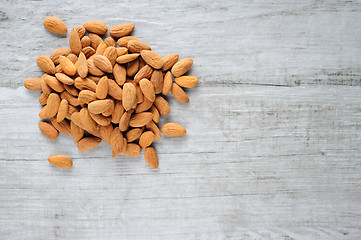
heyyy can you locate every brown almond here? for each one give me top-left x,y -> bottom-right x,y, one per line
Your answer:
161,123 -> 187,137
110,127 -> 124,154
126,128 -> 143,142
39,92 -> 48,105
87,59 -> 104,76
37,55 -> 55,74
93,55 -> 112,73
139,57 -> 146,69
39,105 -> 48,119
89,112 -> 111,126
55,64 -> 63,73
135,98 -> 152,113
77,52 -> 88,78
79,108 -> 101,137
128,40 -> 151,53
50,48 -> 72,64
48,155 -> 72,169
107,79 -> 123,100
87,76 -> 101,83
88,99 -> 113,114
116,54 -> 139,64
44,75 -> 64,92
116,47 -> 129,57
117,36 -> 139,47
123,143 -> 141,157
41,75 -> 52,95
24,78 -> 41,91
139,78 -> 155,102
51,118 -> 71,135
150,105 -> 160,123
134,65 -> 153,83
70,121 -> 84,143
59,56 -> 76,76
150,70 -> 164,94
171,58 -> 193,77
89,33 -> 103,50
113,64 -> 126,86
71,112 -> 85,129
122,83 -> 137,111
74,77 -> 97,91
111,100 -> 124,124
109,23 -> 135,38
135,84 -> 144,103
144,147 -> 158,169
77,137 -> 102,151
154,95 -> 170,115
60,91 -> 79,106
95,42 -> 107,55
139,131 -> 155,149
140,50 -> 163,69
95,76 -> 108,99
81,36 -> 91,48
101,99 -> 115,117
46,93 -> 61,118
119,110 -> 133,131
69,28 -> 82,55
104,37 -> 116,47
129,112 -> 153,127
43,17 -> 68,34
103,46 -> 117,66
146,121 -> 161,140
162,54 -> 179,71
38,122 -> 58,140
78,90 -> 97,104
99,124 -> 113,144
84,21 -> 108,35
67,53 -> 78,64
126,58 -> 139,77
75,25 -> 85,38
171,83 -> 189,103
56,99 -> 68,122
55,73 -> 74,85
82,46 -> 96,59
162,71 -> 173,95
174,76 -> 198,88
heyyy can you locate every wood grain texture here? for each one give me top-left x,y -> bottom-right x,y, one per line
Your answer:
1,0 -> 361,239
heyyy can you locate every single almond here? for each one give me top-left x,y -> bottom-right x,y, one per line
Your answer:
107,79 -> 123,100
117,36 -> 140,47
71,112 -> 86,130
78,90 -> 97,104
146,121 -> 162,140
126,58 -> 139,77
162,71 -> 173,95
55,64 -> 63,73
135,84 -> 144,103
88,99 -> 113,114
48,155 -> 73,169
116,47 -> 129,57
55,73 -> 74,85
87,76 -> 101,83
77,52 -> 88,78
81,36 -> 91,49
70,121 -> 84,143
59,56 -> 76,76
75,25 -> 86,38
128,40 -> 151,53
39,92 -> 48,105
93,55 -> 112,73
134,65 -> 153,83
82,46 -> 96,59
150,105 -> 160,123
44,75 -> 64,92
88,33 -> 103,50
24,78 -> 42,91
101,99 -> 115,117
123,143 -> 141,157
139,131 -> 155,149
43,17 -> 68,34
46,93 -> 61,118
79,108 -> 101,137
116,54 -> 140,64
140,50 -> 163,69
150,70 -> 164,94
144,147 -> 158,169
99,124 -> 113,144
60,91 -> 79,106
57,99 -> 68,122
38,122 -> 58,140
50,48 -> 72,64
69,28 -> 82,55
161,123 -> 187,137
95,42 -> 107,55
103,47 -> 117,66
113,64 -> 126,85
110,23 -> 135,38
104,37 -> 116,47
51,118 -> 71,135
84,21 -> 108,35
77,137 -> 102,151
129,112 -> 153,127
37,55 -> 56,74
171,83 -> 189,103
125,128 -> 143,142
39,105 -> 48,119
122,83 -> 137,111
87,59 -> 104,76
162,54 -> 179,71
174,76 -> 198,88
135,98 -> 152,113
171,58 -> 193,77
89,112 -> 111,126
119,110 -> 133,131
110,127 -> 124,154
67,53 -> 78,64
154,95 -> 170,115
95,76 -> 108,99
111,100 -> 124,124
139,78 -> 155,102
41,74 -> 52,95
74,77 -> 97,91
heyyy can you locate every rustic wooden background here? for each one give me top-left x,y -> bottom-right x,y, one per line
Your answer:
1,0 -> 361,239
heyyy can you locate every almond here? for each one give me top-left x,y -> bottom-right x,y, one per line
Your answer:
74,77 -> 97,91
78,90 -> 97,104
89,112 -> 111,126
84,21 -> 108,35
41,74 -> 52,95
113,64 -> 126,85
174,76 -> 198,88
117,36 -> 139,47
95,42 -> 107,55
116,54 -> 140,64
101,99 -> 114,117
82,46 -> 96,59
135,98 -> 152,113
24,78 -> 42,91
144,147 -> 158,169
87,59 -> 104,76
116,47 -> 128,57
161,123 -> 187,137
171,58 -> 193,77
77,52 -> 88,78
87,76 -> 101,84
48,155 -> 73,169
60,91 -> 79,106
119,110 -> 133,131
69,28 -> 82,55
77,137 -> 102,151
99,124 -> 113,144
46,93 -> 61,118
50,48 -> 72,64
79,108 -> 101,137
55,64 -> 63,73
110,127 -> 124,154
57,99 -> 68,122
126,58 -> 139,77
162,71 -> 173,95
70,112 -> 85,130
162,54 -> 179,71
154,95 -> 170,115
109,23 -> 135,38
146,121 -> 162,140
140,50 -> 163,69
55,73 -> 74,85
134,65 -> 153,83
171,83 -> 189,103
122,83 -> 137,111
139,131 -> 155,149
89,33 -> 103,50
111,100 -> 124,124
129,112 -> 153,127
107,79 -> 123,100
93,55 -> 112,73
128,40 -> 151,53
81,36 -> 91,48
43,75 -> 63,92
43,17 -> 68,34
67,53 -> 78,64
139,78 -> 155,102
75,25 -> 86,38
150,70 -> 163,94
104,37 -> 116,47
38,122 -> 58,140
95,76 -> 108,99
125,128 -> 143,142
103,46 -> 117,66
51,118 -> 71,135
123,143 -> 141,157
70,121 -> 84,143
88,99 -> 113,114
59,56 -> 76,76
37,55 -> 56,74
150,105 -> 160,123
135,84 -> 144,103
39,93 -> 48,105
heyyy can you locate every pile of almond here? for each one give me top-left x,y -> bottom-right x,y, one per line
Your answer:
24,17 -> 197,169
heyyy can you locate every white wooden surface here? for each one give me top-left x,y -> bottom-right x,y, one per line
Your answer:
1,0 -> 361,239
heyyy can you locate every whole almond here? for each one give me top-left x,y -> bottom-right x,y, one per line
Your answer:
43,17 -> 68,34
55,73 -> 74,85
110,23 -> 135,38
88,99 -> 113,114
162,54 -> 179,71
95,42 -> 107,55
162,71 -> 173,95
96,76 -> 108,99
150,105 -> 160,123
171,83 -> 189,103
101,99 -> 115,117
171,58 -> 193,77
126,128 -> 143,142
107,79 -> 123,100
87,76 -> 101,83
135,98 -> 152,113
89,112 -> 111,126
39,93 -> 48,105
38,122 -> 58,140
146,121 -> 162,140
41,75 -> 52,95
71,112 -> 86,130
129,112 -> 154,127
139,57 -> 146,69
37,55 -> 55,74
48,155 -> 73,169
113,64 -> 126,85
150,70 -> 164,94
117,36 -> 140,47
127,58 -> 139,77
139,131 -> 155,149
103,47 -> 117,66
57,99 -> 68,122
50,48 -> 72,64
128,40 -> 151,53
119,110 -> 133,131
99,124 -> 113,144
116,54 -> 140,64
144,147 -> 158,169
77,52 -> 88,78
89,33 -> 103,50
174,76 -> 198,88
69,28 -> 82,55
44,75 -> 64,92
79,108 -> 101,137
67,53 -> 78,64
46,93 -> 61,118
139,79 -> 155,102
122,83 -> 137,111
60,91 -> 79,106
93,55 -> 112,73
110,127 -> 124,154
134,65 -> 153,83
116,47 -> 129,57
51,118 -> 71,135
24,78 -> 42,91
135,84 -> 144,103
75,25 -> 86,38
77,137 -> 102,151
55,64 -> 63,73
81,36 -> 91,49
104,37 -> 116,47
111,100 -> 124,124
82,46 -> 96,59
123,143 -> 141,157
59,56 -> 76,76
154,95 -> 170,115
70,121 -> 84,143
84,21 -> 108,35
87,59 -> 104,76
74,77 -> 97,91
78,90 -> 97,104
39,105 -> 48,119
140,50 -> 163,69
161,123 -> 187,137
